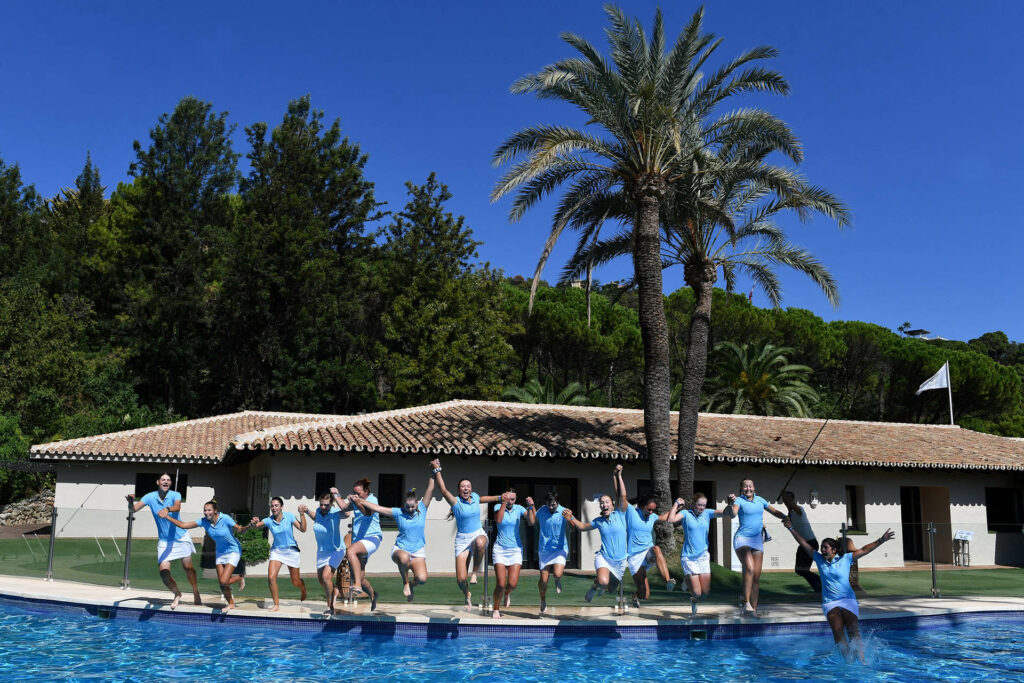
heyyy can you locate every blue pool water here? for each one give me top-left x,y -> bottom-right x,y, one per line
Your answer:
1,602 -> 1023,682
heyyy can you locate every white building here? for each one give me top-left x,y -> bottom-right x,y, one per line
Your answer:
30,400 -> 1024,574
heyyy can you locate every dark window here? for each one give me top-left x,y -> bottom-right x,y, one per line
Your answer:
134,472 -> 189,501
314,472 -> 336,498
845,485 -> 865,532
377,474 -> 404,530
985,487 -> 1024,532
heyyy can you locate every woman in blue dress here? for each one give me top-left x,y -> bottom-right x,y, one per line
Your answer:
299,487 -> 349,614
723,478 -> 787,614
161,500 -> 247,612
248,496 -> 307,611
350,466 -> 435,603
785,518 -> 894,662
491,488 -> 527,619
563,465 -> 629,604
432,458 -> 501,611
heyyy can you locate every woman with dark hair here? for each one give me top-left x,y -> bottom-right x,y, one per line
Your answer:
622,470 -> 678,609
722,478 -> 787,615
564,464 -> 629,604
248,496 -> 307,611
351,465 -> 435,602
667,492 -> 725,615
527,490 -> 570,614
160,500 -> 247,612
785,519 -> 895,662
299,487 -> 349,614
335,477 -> 382,610
491,487 -> 527,619
431,458 -> 500,611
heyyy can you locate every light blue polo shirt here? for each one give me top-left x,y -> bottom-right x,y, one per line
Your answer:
140,490 -> 187,542
313,508 -> 347,553
392,502 -> 428,552
451,492 -> 482,534
625,505 -> 657,554
735,495 -> 770,537
814,551 -> 856,603
536,505 -> 569,554
196,514 -> 241,556
680,508 -> 718,559
493,503 -> 527,549
592,511 -> 628,562
351,494 -> 383,542
261,511 -> 299,551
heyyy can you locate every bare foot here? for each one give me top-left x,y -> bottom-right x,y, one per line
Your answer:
504,593 -> 511,608
193,594 -> 202,606
370,591 -> 378,612
300,586 -> 307,601
239,577 -> 246,592
492,610 -> 501,619
268,605 -> 280,612
170,592 -> 182,610
223,603 -> 234,613
469,573 -> 478,585
464,592 -> 473,612
403,582 -> 412,599
555,577 -> 562,594
540,600 -> 547,614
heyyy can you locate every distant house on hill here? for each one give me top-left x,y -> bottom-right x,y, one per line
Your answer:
30,400 -> 1024,574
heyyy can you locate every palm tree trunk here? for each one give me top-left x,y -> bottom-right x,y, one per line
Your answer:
676,261 -> 716,502
632,189 -> 674,553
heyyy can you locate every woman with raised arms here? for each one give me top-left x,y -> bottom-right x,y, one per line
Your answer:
350,465 -> 435,603
563,464 -> 629,604
785,518 -> 895,662
722,478 -> 788,615
619,464 -> 677,609
334,477 -> 382,610
431,458 -> 500,611
299,487 -> 349,614
526,490 -> 570,614
491,487 -> 527,619
160,500 -> 246,612
667,492 -> 725,615
248,496 -> 308,611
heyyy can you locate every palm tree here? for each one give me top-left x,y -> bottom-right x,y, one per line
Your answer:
503,377 -> 589,405
561,139 -> 848,499
492,5 -> 799,530
703,341 -> 819,416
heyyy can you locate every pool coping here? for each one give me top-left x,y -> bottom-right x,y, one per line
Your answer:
3,578 -> 1023,640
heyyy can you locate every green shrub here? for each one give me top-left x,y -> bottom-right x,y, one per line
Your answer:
231,510 -> 270,565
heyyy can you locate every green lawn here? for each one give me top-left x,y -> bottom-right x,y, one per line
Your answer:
2,538 -> 1022,607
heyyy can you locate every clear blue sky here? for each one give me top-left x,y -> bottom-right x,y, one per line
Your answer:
3,2 -> 1022,342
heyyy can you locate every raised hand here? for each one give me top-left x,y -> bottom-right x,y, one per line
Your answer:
329,487 -> 340,497
429,458 -> 441,470
500,492 -> 510,505
561,508 -> 573,519
727,493 -> 737,505
525,496 -> 535,508
879,528 -> 895,543
613,464 -> 623,475
675,497 -> 686,510
298,504 -> 308,515
125,494 -> 135,503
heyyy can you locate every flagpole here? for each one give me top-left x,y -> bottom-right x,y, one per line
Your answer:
946,361 -> 954,425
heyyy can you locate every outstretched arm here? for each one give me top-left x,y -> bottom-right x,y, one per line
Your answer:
722,493 -> 738,519
420,470 -> 436,510
157,508 -> 199,530
125,494 -> 147,513
561,507 -> 593,532
613,465 -> 628,512
431,459 -> 457,505
851,529 -> 895,561
765,504 -> 787,521
665,498 -> 687,524
350,495 -> 395,519
782,517 -> 817,558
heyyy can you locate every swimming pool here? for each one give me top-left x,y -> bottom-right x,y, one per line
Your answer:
2,600 -> 1022,681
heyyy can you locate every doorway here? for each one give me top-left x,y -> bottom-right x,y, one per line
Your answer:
487,476 -> 580,569
901,485 -> 952,563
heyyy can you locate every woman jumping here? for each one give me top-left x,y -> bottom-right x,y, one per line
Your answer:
785,518 -> 895,662
723,478 -> 787,615
248,496 -> 307,611
432,458 -> 500,611
336,477 -> 382,610
618,466 -> 676,608
667,492 -> 724,615
299,487 -> 349,614
564,465 -> 629,604
350,466 -> 435,603
160,500 -> 246,612
491,487 -> 527,619
526,490 -> 570,614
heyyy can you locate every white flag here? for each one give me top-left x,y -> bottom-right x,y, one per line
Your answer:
916,361 -> 950,395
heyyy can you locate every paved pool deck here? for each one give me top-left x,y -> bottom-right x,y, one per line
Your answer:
3,575 -> 1022,639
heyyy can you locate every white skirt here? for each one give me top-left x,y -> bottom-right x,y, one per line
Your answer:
269,547 -> 301,568
823,597 -> 859,619
627,548 -> 652,575
492,544 -> 523,566
594,553 -> 627,581
352,535 -> 381,558
216,551 -> 241,567
157,537 -> 195,563
316,549 -> 345,570
682,549 -> 711,576
454,528 -> 486,557
392,545 -> 426,559
734,534 -> 764,553
538,549 -> 567,569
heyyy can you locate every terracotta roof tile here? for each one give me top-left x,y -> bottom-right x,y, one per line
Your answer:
30,401 -> 1024,471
